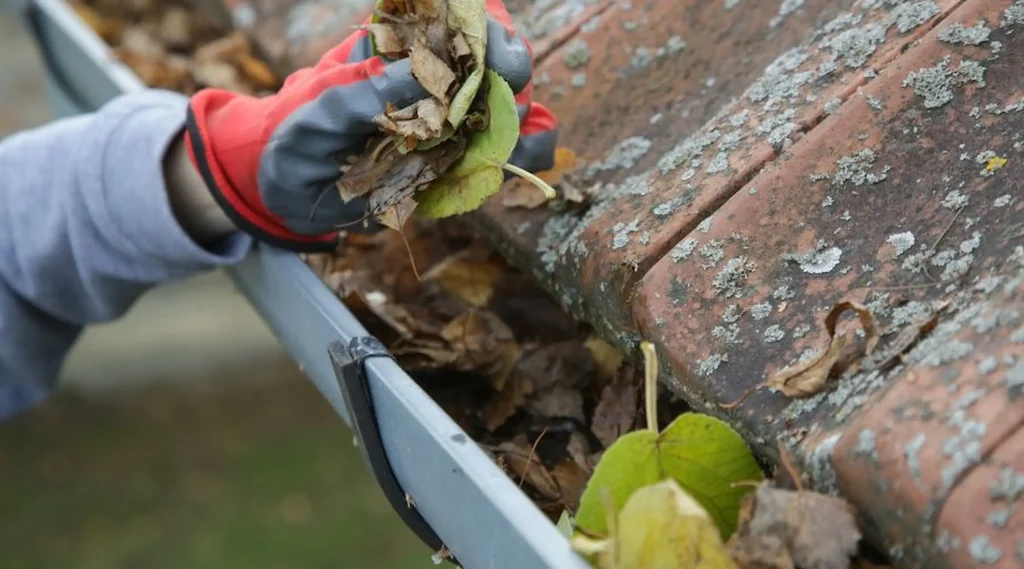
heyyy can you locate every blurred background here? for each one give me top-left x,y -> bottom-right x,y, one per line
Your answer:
0,9 -> 432,568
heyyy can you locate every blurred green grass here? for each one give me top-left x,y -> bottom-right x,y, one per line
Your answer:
0,360 -> 434,569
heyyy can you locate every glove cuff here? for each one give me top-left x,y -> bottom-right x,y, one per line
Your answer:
185,91 -> 339,252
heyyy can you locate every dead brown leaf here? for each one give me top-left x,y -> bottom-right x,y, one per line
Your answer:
367,23 -> 406,56
158,7 -> 192,49
501,182 -> 550,209
498,442 -> 561,501
526,385 -> 585,422
421,253 -> 503,307
584,335 -> 624,382
590,373 -> 638,448
539,147 -> 579,184
727,484 -> 861,569
410,37 -> 456,104
341,290 -> 417,344
550,459 -> 589,511
871,314 -> 939,373
566,430 -> 596,472
515,341 -> 597,393
361,138 -> 466,217
766,301 -> 879,398
377,196 -> 419,232
481,374 -> 534,431
441,310 -> 520,389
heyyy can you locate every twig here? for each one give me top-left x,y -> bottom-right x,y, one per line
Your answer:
491,160 -> 557,199
922,205 -> 965,282
777,443 -> 804,491
640,341 -> 659,433
519,426 -> 549,489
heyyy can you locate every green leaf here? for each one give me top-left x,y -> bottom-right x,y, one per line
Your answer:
574,413 -> 763,542
446,0 -> 487,127
414,70 -> 520,218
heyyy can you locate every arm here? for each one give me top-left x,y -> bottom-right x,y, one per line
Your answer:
0,89 -> 252,421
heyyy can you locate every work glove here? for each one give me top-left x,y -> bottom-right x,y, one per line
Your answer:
184,0 -> 559,252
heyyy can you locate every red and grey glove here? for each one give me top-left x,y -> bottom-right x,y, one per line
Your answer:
184,0 -> 558,252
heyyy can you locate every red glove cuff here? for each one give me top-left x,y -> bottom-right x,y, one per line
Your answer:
184,91 -> 339,251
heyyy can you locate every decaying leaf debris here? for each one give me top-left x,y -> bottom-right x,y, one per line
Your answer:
73,0 -> 280,96
303,220 -> 648,520
727,483 -> 862,569
336,0 -> 522,229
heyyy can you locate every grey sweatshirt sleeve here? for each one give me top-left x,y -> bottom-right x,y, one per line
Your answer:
0,89 -> 253,421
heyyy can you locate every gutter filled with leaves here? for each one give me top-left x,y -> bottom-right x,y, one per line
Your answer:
70,1 -> 890,567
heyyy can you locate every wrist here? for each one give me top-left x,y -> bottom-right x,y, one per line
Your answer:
164,130 -> 238,246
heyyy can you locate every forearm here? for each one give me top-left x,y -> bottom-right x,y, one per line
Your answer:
0,89 -> 252,420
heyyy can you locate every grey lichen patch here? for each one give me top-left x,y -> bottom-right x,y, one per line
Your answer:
941,417 -> 986,491
942,189 -> 969,209
1006,360 -> 1024,400
994,194 -> 1013,207
784,244 -> 843,275
832,148 -> 890,187
854,428 -> 879,461
706,151 -> 730,175
700,240 -> 726,268
937,530 -> 962,553
986,506 -> 1016,528
751,302 -> 773,320
764,325 -> 786,343
713,257 -> 756,298
822,22 -> 887,69
824,97 -> 843,114
725,0 -> 742,9
968,535 -> 1002,564
657,129 -> 721,174
902,55 -> 988,109
610,218 -> 640,250
905,433 -> 926,481
922,340 -> 974,367
939,20 -> 992,45
570,73 -> 587,88
563,39 -> 591,69
888,0 -> 939,34
990,466 -> 1024,502
666,35 -> 687,55
806,432 -> 842,495
697,216 -> 715,233
631,47 -> 653,70
697,353 -> 729,376
773,285 -> 795,300
887,231 -> 916,257
770,0 -> 805,28
978,356 -> 999,375
712,323 -> 741,344
747,47 -> 812,104
597,136 -> 652,172
671,238 -> 698,262
652,197 -> 684,217
1003,0 -> 1024,28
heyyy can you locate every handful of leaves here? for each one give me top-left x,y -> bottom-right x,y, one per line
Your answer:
336,0 -> 554,232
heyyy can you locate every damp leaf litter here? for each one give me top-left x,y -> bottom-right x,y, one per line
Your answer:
334,0 -> 557,230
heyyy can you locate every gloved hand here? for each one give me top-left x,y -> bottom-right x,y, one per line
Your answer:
184,0 -> 559,252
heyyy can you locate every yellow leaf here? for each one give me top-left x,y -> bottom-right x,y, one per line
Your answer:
572,479 -> 740,569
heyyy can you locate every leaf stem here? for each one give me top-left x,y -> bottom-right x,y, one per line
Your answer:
641,341 -> 659,433
492,160 -> 557,199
